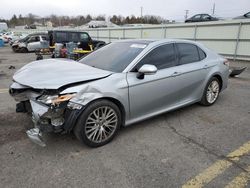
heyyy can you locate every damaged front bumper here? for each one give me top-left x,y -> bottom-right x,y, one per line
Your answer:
10,82 -> 85,147
16,99 -> 84,147
26,128 -> 46,147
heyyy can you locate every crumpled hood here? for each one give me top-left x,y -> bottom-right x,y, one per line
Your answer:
13,59 -> 112,89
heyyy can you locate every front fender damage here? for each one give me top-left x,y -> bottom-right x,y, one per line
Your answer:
69,85 -> 104,105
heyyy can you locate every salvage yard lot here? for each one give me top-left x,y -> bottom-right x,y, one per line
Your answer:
0,46 -> 250,188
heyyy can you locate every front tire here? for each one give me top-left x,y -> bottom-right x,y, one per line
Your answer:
74,99 -> 121,147
20,47 -> 28,53
200,77 -> 220,106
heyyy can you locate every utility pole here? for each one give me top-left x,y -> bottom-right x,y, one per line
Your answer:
141,6 -> 143,23
212,3 -> 216,15
184,10 -> 189,20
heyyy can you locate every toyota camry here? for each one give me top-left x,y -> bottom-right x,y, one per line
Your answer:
9,39 -> 230,147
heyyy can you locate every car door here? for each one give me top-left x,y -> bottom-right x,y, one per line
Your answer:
192,14 -> 202,22
175,43 -> 208,104
27,36 -> 41,51
202,14 -> 211,21
126,43 -> 182,120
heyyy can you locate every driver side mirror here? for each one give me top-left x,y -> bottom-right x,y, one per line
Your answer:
137,64 -> 157,79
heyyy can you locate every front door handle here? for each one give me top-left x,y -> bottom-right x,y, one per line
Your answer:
171,72 -> 182,77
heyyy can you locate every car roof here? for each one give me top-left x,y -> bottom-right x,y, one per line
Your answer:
113,38 -> 199,46
114,39 -> 155,44
48,30 -> 89,33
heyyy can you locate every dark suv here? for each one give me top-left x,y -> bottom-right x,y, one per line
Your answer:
48,30 -> 105,50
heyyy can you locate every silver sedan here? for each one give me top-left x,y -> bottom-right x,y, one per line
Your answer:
9,39 -> 230,147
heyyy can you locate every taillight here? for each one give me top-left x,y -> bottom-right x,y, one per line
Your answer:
223,59 -> 230,67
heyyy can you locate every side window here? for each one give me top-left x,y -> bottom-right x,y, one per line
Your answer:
56,32 -> 67,43
41,36 -> 48,41
80,33 -> 90,41
202,14 -> 210,19
134,43 -> 177,71
68,33 -> 79,42
193,15 -> 201,20
198,47 -> 206,60
176,43 -> 200,64
28,36 -> 38,43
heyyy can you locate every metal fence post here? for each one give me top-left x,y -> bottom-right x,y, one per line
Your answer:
97,29 -> 99,40
234,22 -> 242,61
123,28 -> 125,39
194,25 -> 197,41
140,27 -> 143,39
164,27 -> 167,38
108,29 -> 111,42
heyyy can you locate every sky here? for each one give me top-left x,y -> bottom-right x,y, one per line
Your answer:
1,0 -> 250,21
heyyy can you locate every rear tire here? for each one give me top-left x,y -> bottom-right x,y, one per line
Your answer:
74,99 -> 121,147
200,77 -> 220,106
94,42 -> 105,50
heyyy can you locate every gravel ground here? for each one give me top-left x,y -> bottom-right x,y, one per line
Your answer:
0,46 -> 249,188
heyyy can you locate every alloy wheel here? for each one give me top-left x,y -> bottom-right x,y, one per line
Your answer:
206,80 -> 219,104
85,106 -> 118,143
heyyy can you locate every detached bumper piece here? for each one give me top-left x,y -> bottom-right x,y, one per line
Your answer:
27,100 -> 64,147
229,67 -> 247,77
26,128 -> 46,147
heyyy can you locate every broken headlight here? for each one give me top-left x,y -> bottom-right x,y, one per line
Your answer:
37,95 -> 58,104
67,101 -> 83,110
37,94 -> 75,105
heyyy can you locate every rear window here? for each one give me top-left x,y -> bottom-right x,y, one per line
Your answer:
198,47 -> 206,60
176,43 -> 200,65
80,33 -> 89,41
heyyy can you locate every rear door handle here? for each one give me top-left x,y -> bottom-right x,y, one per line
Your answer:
203,64 -> 208,69
171,72 -> 182,77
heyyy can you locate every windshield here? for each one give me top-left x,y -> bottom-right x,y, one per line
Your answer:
79,42 -> 148,72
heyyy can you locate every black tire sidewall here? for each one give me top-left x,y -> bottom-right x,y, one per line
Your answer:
21,47 -> 28,53
74,99 -> 121,147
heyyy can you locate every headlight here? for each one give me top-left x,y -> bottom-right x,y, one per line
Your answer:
38,95 -> 58,104
38,94 -> 75,105
67,101 -> 83,110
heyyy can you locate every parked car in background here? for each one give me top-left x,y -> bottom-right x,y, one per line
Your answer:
1,32 -> 14,43
9,39 -> 230,147
234,12 -> 250,19
185,14 -> 219,23
11,32 -> 48,52
24,24 -> 37,29
8,33 -> 28,45
12,30 -> 106,53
